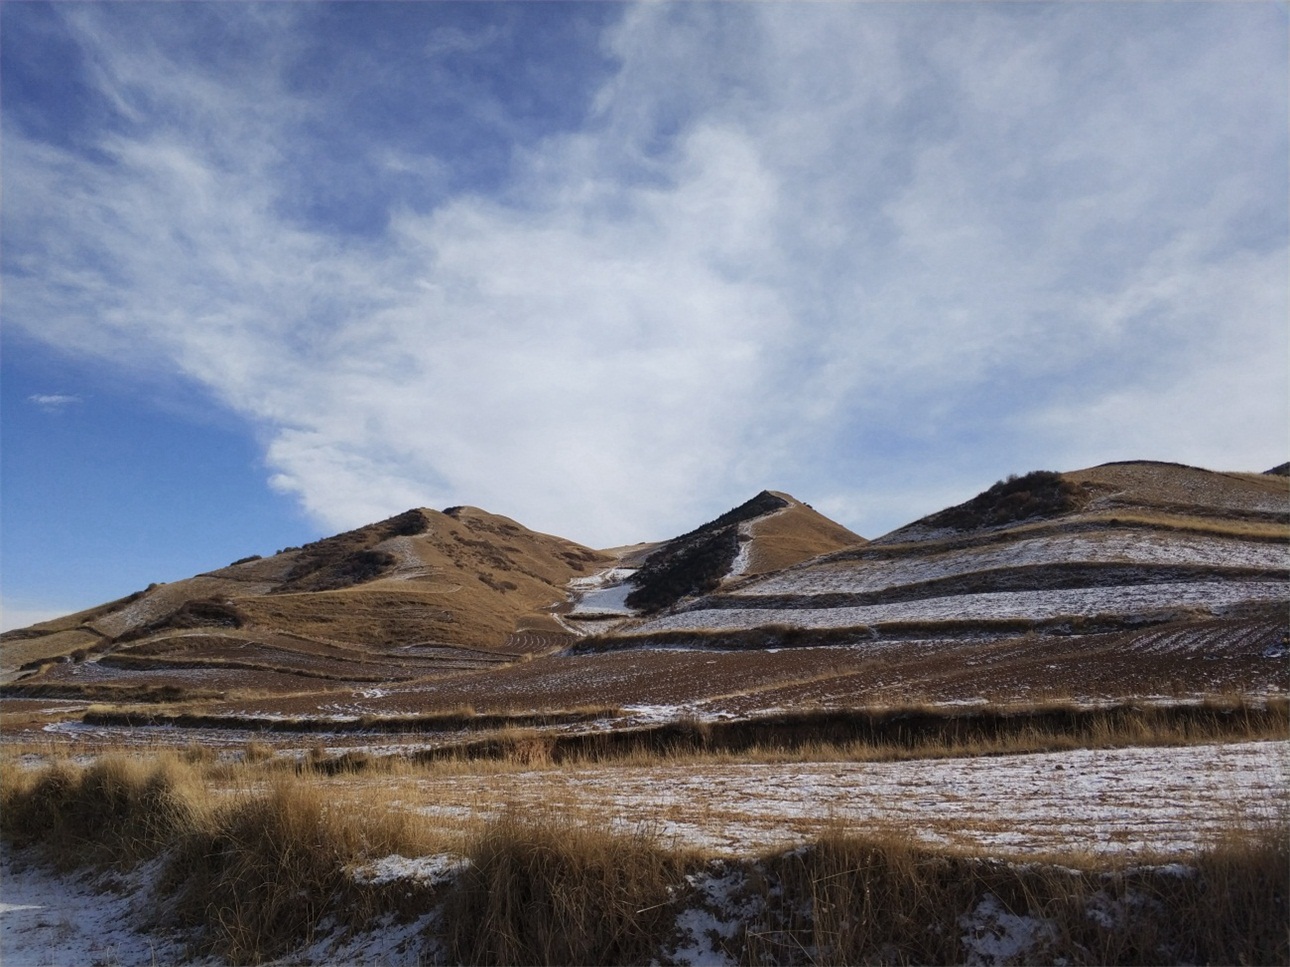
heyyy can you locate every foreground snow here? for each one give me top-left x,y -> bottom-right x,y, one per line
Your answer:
0,854 -> 210,967
3,740 -> 1284,966
0,850 -> 447,967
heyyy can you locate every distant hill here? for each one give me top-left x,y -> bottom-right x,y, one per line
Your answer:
0,506 -> 611,690
555,491 -> 864,638
593,462 -> 1287,697
622,491 -> 865,613
0,490 -> 863,695
3,462 -> 1284,710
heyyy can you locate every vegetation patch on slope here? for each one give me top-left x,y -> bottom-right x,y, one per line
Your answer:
919,470 -> 1090,533
272,509 -> 430,593
112,597 -> 248,643
626,491 -> 789,613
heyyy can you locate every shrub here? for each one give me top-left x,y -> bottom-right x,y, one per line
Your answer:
922,470 -> 1087,532
626,492 -> 789,613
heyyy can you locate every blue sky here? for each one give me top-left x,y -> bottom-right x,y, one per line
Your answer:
2,2 -> 1287,630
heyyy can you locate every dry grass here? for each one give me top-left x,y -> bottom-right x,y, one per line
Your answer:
444,810 -> 700,965
742,820 -> 1289,966
1071,509 -> 1288,541
2,746 -> 1285,965
1,754 -> 439,961
159,778 -> 434,962
0,753 -> 214,867
403,698 -> 1289,770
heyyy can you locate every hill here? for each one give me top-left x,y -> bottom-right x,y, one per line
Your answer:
1,463 -> 1284,719
0,489 -> 862,701
559,491 -> 865,633
579,462 -> 1287,705
1,506 -> 611,693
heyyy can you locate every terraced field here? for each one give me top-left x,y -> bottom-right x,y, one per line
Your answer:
1,461 -> 1284,746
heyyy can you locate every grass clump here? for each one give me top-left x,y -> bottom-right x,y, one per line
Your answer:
1,756 -> 434,963
445,811 -> 698,966
740,823 -> 1290,966
160,778 -> 428,962
0,754 -> 210,867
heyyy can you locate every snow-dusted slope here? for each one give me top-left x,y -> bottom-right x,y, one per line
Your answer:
603,463 -> 1289,646
560,491 -> 864,632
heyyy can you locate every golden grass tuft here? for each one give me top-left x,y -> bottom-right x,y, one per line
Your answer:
159,777 -> 433,961
445,810 -> 700,966
0,753 -> 212,867
1,755 -> 438,962
743,820 -> 1290,966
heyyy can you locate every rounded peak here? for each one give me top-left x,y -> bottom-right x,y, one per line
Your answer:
441,505 -> 489,519
761,489 -> 801,505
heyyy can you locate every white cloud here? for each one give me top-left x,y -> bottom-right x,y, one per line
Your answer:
1028,245 -> 1289,472
26,394 -> 82,411
3,3 -> 1285,546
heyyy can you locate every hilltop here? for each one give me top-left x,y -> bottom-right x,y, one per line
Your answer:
559,491 -> 864,634
0,488 -> 863,700
0,506 -> 611,693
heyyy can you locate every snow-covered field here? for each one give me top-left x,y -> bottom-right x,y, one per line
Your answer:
634,581 -> 1289,634
567,567 -> 638,616
2,739 -> 1283,966
369,739 -> 1288,856
735,533 -> 1288,597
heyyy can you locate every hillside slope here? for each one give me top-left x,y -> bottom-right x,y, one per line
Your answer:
3,463 -> 1283,715
560,491 -> 864,632
1,507 -> 611,691
598,466 -> 1284,670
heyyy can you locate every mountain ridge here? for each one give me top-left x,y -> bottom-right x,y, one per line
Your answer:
3,461 -> 1285,710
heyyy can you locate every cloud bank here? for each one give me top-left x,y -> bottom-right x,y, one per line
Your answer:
3,3 -> 1285,545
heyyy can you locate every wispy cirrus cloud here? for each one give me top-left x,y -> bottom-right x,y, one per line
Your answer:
2,2 -> 1285,544
26,393 -> 82,412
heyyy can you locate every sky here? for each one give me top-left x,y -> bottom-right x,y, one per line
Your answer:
2,2 -> 1287,630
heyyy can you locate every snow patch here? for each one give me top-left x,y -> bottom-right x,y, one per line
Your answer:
667,866 -> 765,967
0,850 -> 213,967
568,567 -> 640,617
958,893 -> 1058,965
287,910 -> 441,967
351,853 -> 469,888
